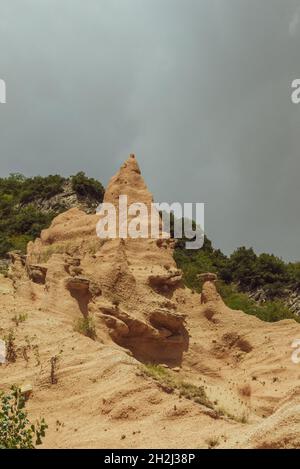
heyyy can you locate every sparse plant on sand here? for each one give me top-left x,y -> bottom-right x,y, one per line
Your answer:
205,437 -> 220,448
21,344 -> 30,364
22,335 -> 41,366
39,242 -> 73,263
143,364 -> 251,423
74,316 -> 96,340
239,413 -> 249,424
32,343 -> 41,367
12,313 -> 28,327
0,386 -> 47,448
3,329 -> 17,363
215,406 -> 249,424
50,350 -> 63,385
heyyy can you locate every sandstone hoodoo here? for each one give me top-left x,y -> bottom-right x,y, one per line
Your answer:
9,155 -> 189,364
198,272 -> 222,305
1,155 -> 300,449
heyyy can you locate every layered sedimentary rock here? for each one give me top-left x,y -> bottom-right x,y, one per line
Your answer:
4,154 -> 300,449
10,155 -> 188,363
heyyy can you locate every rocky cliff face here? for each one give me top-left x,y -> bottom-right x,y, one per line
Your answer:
249,287 -> 300,317
2,155 -> 300,449
286,288 -> 300,316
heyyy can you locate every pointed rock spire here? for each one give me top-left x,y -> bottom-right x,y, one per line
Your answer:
103,154 -> 154,208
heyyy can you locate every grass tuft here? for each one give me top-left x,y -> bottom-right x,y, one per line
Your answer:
74,316 -> 96,340
142,364 -> 213,409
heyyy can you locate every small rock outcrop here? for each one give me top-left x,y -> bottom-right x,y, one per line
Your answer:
26,264 -> 47,284
148,269 -> 182,291
199,272 -> 221,304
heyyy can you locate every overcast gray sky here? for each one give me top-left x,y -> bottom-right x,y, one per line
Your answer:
0,0 -> 300,261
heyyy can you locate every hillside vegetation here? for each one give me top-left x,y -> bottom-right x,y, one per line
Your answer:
0,172 -> 104,257
175,236 -> 300,322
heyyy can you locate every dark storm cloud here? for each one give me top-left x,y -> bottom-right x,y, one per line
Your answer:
0,0 -> 299,260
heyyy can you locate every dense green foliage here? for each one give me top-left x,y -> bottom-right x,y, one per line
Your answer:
19,174 -> 66,204
174,235 -> 299,295
219,247 -> 292,298
0,173 -> 66,204
174,234 -> 300,323
0,386 -> 47,449
0,172 -> 104,257
216,282 -> 298,322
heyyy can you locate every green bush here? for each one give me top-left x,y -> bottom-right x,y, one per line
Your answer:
19,175 -> 65,204
0,175 -> 61,257
74,316 -> 97,340
174,235 -> 226,292
0,206 -> 55,257
0,386 -> 47,449
71,172 -> 104,202
217,282 -> 299,323
287,262 -> 300,287
224,249 -> 291,297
